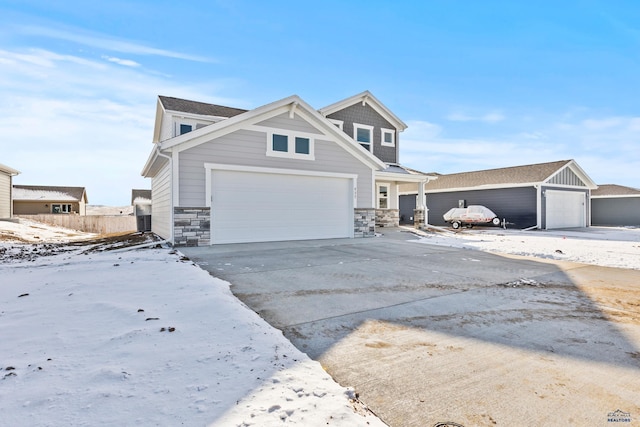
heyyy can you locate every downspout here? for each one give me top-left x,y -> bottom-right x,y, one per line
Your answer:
156,147 -> 174,244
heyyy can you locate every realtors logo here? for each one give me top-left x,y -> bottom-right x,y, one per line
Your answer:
607,409 -> 631,423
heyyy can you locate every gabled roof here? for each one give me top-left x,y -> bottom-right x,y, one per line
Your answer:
153,96 -> 248,143
425,159 -> 597,192
318,90 -> 408,131
591,184 -> 640,197
158,96 -> 248,118
0,163 -> 20,176
13,185 -> 88,203
143,94 -> 386,177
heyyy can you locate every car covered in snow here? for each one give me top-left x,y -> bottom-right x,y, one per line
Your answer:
443,205 -> 502,229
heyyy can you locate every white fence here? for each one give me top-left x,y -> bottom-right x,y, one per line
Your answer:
17,214 -> 137,235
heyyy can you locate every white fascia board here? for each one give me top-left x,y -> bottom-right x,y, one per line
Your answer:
141,146 -> 160,177
375,171 -> 431,183
160,97 -> 298,152
291,105 -> 386,171
164,109 -> 227,122
567,160 -> 598,189
152,98 -> 166,143
319,90 -> 408,131
163,93 -> 386,172
591,194 -> 640,199
0,164 -> 20,176
542,160 -> 598,190
425,182 -> 538,193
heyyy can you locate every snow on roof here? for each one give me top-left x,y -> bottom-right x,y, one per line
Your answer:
13,185 -> 86,202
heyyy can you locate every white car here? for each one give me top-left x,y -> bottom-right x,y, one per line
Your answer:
443,205 -> 502,229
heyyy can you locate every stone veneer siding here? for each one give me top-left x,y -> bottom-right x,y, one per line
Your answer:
413,208 -> 426,230
354,208 -> 375,237
173,207 -> 210,247
375,209 -> 399,227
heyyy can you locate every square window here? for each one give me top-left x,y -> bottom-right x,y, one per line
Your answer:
272,134 -> 288,152
180,124 -> 192,135
295,137 -> 310,154
381,128 -> 395,146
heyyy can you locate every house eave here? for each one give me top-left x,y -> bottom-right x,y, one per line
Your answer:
156,94 -> 386,172
318,90 -> 408,131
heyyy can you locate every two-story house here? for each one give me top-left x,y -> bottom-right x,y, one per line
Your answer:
142,91 -> 433,246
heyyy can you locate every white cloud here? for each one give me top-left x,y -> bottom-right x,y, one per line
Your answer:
17,24 -> 214,63
0,46 -> 242,205
399,111 -> 640,189
102,55 -> 141,67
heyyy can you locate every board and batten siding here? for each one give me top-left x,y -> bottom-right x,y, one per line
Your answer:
0,173 -> 11,218
426,187 -> 538,228
151,161 -> 172,240
178,128 -> 375,208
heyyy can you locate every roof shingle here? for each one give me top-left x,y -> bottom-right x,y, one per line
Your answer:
424,160 -> 573,191
159,96 -> 247,118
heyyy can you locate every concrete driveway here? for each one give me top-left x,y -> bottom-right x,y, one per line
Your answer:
181,228 -> 640,427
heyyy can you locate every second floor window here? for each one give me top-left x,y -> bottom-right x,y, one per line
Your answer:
267,131 -> 315,160
179,124 -> 192,135
354,123 -> 373,152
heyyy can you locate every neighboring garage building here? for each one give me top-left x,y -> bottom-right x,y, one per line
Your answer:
399,159 -> 597,230
0,163 -> 20,219
591,184 -> 640,226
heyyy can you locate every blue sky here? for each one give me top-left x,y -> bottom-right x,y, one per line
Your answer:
1,0 -> 639,205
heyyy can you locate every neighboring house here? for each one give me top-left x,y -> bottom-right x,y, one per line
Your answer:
0,163 -> 20,219
142,92 -> 433,246
13,185 -> 88,215
132,188 -> 152,232
399,159 -> 597,229
131,189 -> 152,216
591,184 -> 640,226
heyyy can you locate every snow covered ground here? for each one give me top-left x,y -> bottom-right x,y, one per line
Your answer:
413,225 -> 640,270
0,221 -> 384,427
1,220 -> 638,426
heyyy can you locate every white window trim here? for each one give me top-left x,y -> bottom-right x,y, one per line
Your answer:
376,182 -> 390,209
52,203 -> 72,213
381,128 -> 395,147
328,118 -> 344,130
266,130 -> 315,160
353,123 -> 374,152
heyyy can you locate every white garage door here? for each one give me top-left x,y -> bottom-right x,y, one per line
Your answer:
545,190 -> 586,229
210,169 -> 353,244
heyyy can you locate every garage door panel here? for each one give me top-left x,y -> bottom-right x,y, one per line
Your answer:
211,170 -> 352,244
545,190 -> 586,229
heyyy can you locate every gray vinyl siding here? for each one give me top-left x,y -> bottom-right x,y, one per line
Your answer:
178,129 -> 374,208
591,197 -> 640,226
326,103 -> 398,164
0,173 -> 11,218
256,113 -> 323,134
426,187 -> 538,228
151,162 -> 172,241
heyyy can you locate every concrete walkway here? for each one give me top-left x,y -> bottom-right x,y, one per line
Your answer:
182,228 -> 640,426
